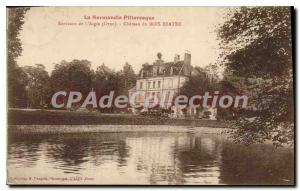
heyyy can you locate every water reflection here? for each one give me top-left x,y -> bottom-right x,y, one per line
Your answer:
8,130 -> 294,185
219,142 -> 294,185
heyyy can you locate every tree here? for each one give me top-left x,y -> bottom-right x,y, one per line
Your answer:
93,63 -> 118,94
218,7 -> 293,146
23,64 -> 51,108
119,62 -> 136,93
51,59 -> 93,96
7,7 -> 30,107
92,64 -> 120,112
180,66 -> 210,98
204,63 -> 220,84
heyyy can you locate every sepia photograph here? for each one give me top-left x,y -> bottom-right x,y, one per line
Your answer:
6,6 -> 294,185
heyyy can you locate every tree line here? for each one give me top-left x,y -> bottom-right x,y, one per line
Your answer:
10,59 -> 137,110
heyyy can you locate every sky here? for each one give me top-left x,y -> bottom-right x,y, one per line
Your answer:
17,7 -> 228,74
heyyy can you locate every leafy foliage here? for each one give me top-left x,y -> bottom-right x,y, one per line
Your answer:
51,60 -> 93,94
180,66 -> 210,98
7,7 -> 30,107
49,61 -> 136,110
218,7 -> 293,146
119,62 -> 136,93
23,64 -> 51,108
93,63 -> 119,96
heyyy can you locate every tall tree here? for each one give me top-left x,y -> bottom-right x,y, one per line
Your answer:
7,7 -> 30,107
218,7 -> 293,146
23,64 -> 51,108
93,63 -> 119,95
92,64 -> 120,112
119,62 -> 136,93
51,59 -> 93,94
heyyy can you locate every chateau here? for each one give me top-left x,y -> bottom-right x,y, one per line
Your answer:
129,51 -> 195,117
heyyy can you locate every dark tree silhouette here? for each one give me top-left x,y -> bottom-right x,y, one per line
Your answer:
7,7 -> 30,107
218,7 -> 293,146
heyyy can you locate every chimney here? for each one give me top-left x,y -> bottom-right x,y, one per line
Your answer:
174,54 -> 180,63
184,51 -> 191,65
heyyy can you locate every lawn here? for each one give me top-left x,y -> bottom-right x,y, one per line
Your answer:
8,109 -> 229,128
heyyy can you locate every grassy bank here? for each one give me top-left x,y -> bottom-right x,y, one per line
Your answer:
8,125 -> 227,134
8,109 -> 229,128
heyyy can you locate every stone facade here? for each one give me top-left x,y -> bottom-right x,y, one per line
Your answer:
129,52 -> 193,116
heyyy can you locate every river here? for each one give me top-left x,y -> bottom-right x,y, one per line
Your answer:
7,128 -> 294,185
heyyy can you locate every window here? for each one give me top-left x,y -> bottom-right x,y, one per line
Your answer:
157,92 -> 161,99
168,79 -> 173,88
166,91 -> 170,100
153,81 -> 156,89
147,82 -> 151,89
158,81 -> 161,88
139,82 -> 143,89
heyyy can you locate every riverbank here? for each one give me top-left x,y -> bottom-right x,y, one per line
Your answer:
8,125 -> 226,134
8,109 -> 230,127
